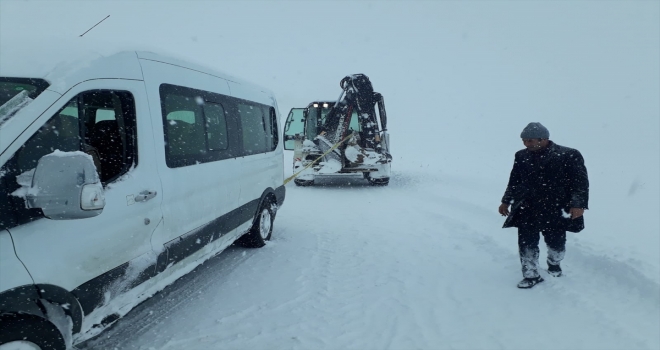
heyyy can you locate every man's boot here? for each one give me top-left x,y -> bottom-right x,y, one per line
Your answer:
547,262 -> 562,277
517,276 -> 544,289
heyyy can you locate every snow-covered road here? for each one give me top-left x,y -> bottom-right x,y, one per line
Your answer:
78,170 -> 659,350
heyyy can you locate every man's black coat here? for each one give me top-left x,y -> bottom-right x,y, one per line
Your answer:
502,141 -> 589,232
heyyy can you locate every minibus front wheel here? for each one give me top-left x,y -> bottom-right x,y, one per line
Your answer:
0,314 -> 66,350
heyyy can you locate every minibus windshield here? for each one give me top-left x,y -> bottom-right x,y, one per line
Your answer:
0,77 -> 50,126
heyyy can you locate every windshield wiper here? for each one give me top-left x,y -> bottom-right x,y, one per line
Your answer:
0,90 -> 33,128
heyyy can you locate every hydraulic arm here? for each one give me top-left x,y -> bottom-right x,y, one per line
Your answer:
317,74 -> 389,158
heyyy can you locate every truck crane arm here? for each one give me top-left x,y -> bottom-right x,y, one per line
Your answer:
318,74 -> 389,157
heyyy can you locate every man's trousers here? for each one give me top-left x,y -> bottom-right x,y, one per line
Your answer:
518,228 -> 566,278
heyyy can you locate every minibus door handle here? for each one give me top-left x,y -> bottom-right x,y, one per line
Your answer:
135,190 -> 157,202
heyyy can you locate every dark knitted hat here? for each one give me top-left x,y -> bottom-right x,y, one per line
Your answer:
520,122 -> 549,139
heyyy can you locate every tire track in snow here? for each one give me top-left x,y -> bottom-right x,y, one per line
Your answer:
274,179 -> 444,349
78,170 -> 659,350
295,199 -> 405,348
78,245 -> 257,349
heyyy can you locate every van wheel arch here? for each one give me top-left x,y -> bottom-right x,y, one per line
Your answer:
256,188 -> 279,217
36,284 -> 84,334
0,284 -> 83,335
236,190 -> 278,248
0,313 -> 67,350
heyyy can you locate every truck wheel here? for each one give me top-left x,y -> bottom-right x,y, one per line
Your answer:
237,200 -> 275,248
294,178 -> 314,186
367,175 -> 389,186
0,315 -> 66,350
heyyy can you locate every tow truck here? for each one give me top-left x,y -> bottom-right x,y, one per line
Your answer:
283,74 -> 391,186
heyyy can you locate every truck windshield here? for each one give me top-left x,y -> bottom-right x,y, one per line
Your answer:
305,108 -> 319,140
307,105 -> 334,140
0,78 -> 50,126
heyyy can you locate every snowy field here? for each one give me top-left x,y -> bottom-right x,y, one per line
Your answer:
1,1 -> 658,349
75,168 -> 660,350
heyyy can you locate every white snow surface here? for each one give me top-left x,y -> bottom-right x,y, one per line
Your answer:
1,1 -> 658,350
78,172 -> 659,350
316,159 -> 343,174
345,145 -> 383,165
10,169 -> 36,200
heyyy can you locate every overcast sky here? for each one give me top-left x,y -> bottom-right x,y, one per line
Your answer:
2,0 -> 658,186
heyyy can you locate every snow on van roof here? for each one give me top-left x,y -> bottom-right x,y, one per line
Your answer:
135,51 -> 274,97
0,37 -> 274,96
1,37 -> 137,79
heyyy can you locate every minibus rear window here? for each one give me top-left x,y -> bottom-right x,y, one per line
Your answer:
0,78 -> 50,107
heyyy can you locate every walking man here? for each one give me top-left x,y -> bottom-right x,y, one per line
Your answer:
499,122 -> 589,289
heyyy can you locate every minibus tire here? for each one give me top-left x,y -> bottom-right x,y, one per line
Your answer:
0,314 -> 66,350
237,200 -> 275,248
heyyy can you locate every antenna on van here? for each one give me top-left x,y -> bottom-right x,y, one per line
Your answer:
79,15 -> 110,37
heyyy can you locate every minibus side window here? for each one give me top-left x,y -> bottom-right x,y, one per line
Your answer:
160,84 -> 240,168
15,99 -> 82,172
159,84 -> 279,166
263,106 -> 278,151
82,91 -> 137,183
204,102 -> 228,151
0,90 -> 137,229
163,93 -> 205,159
238,103 -> 267,155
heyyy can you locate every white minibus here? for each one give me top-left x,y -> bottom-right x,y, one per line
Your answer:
0,50 -> 285,349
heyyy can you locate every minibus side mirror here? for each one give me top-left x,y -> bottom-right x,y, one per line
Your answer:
26,152 -> 105,219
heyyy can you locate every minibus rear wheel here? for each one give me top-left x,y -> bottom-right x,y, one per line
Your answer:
0,314 -> 66,350
237,199 -> 275,248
